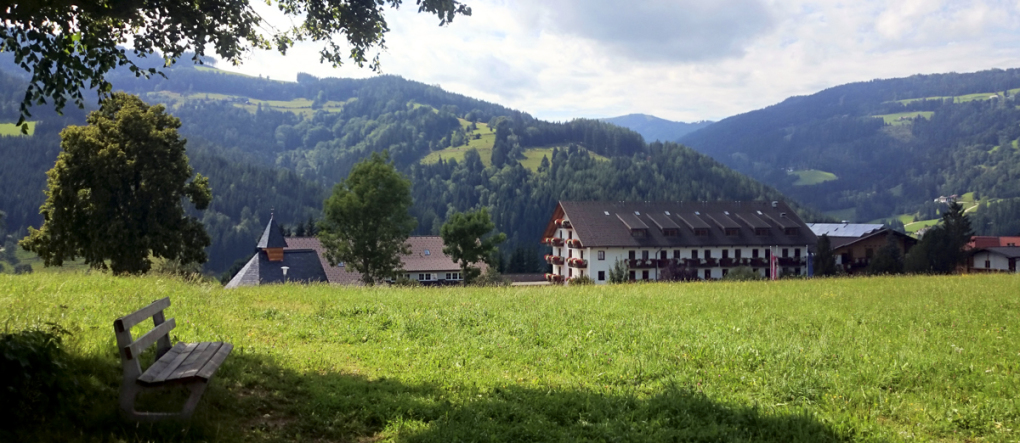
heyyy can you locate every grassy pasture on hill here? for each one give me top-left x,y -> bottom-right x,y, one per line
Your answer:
790,169 -> 839,186
2,273 -> 1019,442
0,121 -> 36,136
894,88 -> 1020,105
872,112 -> 935,126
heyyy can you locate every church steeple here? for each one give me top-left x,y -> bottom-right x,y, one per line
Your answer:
257,212 -> 287,261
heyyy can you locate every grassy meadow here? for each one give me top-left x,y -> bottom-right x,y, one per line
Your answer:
0,121 -> 37,136
790,169 -> 839,186
2,273 -> 1018,442
872,112 -> 935,126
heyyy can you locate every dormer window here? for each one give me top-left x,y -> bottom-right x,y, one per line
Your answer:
631,229 -> 647,238
694,228 -> 709,237
755,228 -> 769,236
784,227 -> 799,235
424,249 -> 431,256
724,228 -> 740,236
663,228 -> 679,237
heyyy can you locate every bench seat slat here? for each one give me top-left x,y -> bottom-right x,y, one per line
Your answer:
168,342 -> 223,381
145,342 -> 199,384
163,341 -> 211,381
136,343 -> 187,383
114,298 -> 171,333
196,343 -> 233,380
125,318 -> 176,360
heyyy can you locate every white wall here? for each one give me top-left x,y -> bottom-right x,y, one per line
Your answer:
972,251 -> 1016,272
549,216 -> 808,284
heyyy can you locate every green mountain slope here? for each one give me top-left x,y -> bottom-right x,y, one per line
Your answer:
1,62 -> 810,274
679,68 -> 1020,231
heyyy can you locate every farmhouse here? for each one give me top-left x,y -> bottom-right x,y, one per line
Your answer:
224,215 -> 328,288
808,223 -> 916,274
226,217 -> 478,287
967,236 -> 1020,273
541,201 -> 816,284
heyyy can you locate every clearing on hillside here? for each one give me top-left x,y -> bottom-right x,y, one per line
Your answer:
872,111 -> 934,126
789,169 -> 838,186
0,121 -> 36,136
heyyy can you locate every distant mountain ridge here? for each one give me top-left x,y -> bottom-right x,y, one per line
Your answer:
602,113 -> 712,142
678,68 -> 1020,231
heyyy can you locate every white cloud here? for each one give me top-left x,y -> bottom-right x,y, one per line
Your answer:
215,0 -> 1020,123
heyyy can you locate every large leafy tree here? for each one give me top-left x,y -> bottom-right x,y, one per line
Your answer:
318,151 -> 416,285
20,93 -> 212,275
1,0 -> 470,129
812,234 -> 837,277
905,202 -> 974,274
440,208 -> 505,285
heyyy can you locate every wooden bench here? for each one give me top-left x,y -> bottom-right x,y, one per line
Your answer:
113,297 -> 233,421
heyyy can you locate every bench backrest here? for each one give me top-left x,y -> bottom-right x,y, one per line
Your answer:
113,297 -> 176,380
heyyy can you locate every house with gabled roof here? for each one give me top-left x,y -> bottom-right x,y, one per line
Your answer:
225,217 -> 482,287
224,215 -> 329,288
807,223 -> 917,274
541,201 -> 817,284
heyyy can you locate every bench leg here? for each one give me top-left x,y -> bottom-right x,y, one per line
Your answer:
120,380 -> 210,422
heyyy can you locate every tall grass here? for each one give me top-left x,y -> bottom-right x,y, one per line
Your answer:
1,273 -> 1017,441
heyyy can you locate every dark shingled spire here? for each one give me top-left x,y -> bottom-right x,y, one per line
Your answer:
257,214 -> 288,249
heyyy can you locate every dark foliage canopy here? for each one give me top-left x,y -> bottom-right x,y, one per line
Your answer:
318,151 -> 416,284
440,208 -> 505,285
0,0 -> 470,129
19,93 -> 212,274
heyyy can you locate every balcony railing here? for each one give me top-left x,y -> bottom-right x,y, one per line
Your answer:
544,254 -> 564,265
567,258 -> 588,268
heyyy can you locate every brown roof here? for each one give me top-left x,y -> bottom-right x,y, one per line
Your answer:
548,201 -> 817,248
285,236 -> 484,284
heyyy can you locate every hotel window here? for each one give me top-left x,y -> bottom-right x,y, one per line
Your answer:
735,249 -> 742,260
598,251 -> 605,260
568,231 -> 573,239
642,270 -> 649,280
795,248 -> 801,258
725,228 -> 740,236
569,249 -> 573,258
766,249 -> 771,259
722,249 -> 729,259
629,250 -> 636,260
673,250 -> 681,259
660,250 -> 667,260
752,249 -> 759,258
598,271 -> 606,281
704,269 -> 711,279
782,248 -> 789,258
705,250 -> 712,259
642,251 -> 649,260
722,269 -> 729,277
985,260 -> 991,268
629,271 -> 635,280
692,250 -> 699,259
785,227 -> 799,235
755,228 -> 769,236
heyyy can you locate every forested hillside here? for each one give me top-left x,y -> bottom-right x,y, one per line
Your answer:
1,60 -> 801,275
680,68 -> 1020,232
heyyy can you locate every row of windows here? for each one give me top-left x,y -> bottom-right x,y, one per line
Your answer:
588,266 -> 804,282
630,227 -> 799,237
404,272 -> 462,281
555,248 -> 804,261
623,248 -> 801,260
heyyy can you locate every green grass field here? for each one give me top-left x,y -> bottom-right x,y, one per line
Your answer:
893,88 -> 1020,105
0,121 -> 37,136
872,112 -> 934,126
423,121 -> 608,172
790,169 -> 838,186
2,273 -> 1018,442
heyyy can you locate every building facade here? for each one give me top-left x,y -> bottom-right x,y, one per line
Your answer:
541,201 -> 817,284
808,223 -> 917,274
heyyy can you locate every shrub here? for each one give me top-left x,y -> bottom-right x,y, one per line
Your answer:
0,325 -> 71,425
569,275 -> 594,285
13,264 -> 32,274
723,266 -> 762,281
474,267 -> 510,287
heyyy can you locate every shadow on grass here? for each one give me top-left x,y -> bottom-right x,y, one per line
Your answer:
3,349 -> 861,442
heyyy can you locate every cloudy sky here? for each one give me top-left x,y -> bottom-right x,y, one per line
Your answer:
218,0 -> 1020,123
